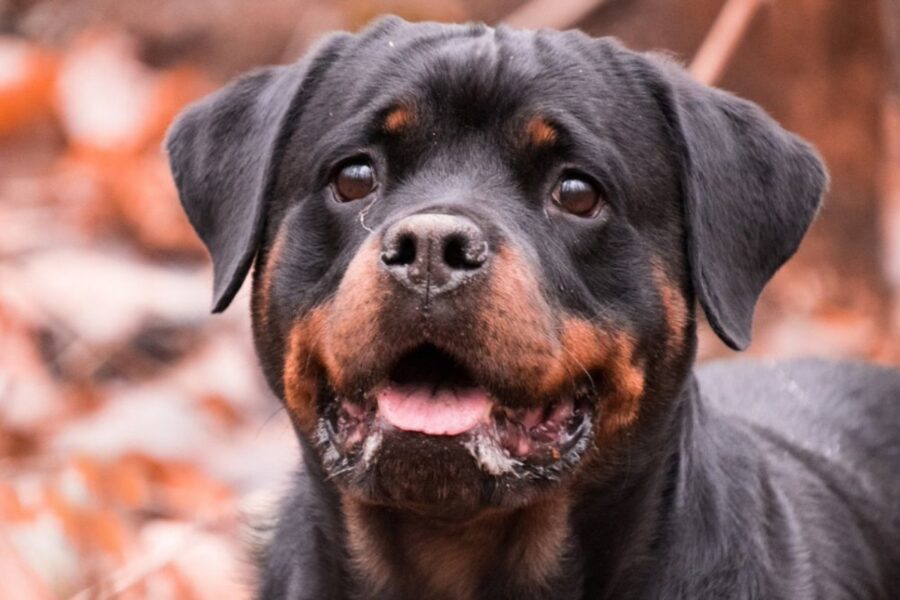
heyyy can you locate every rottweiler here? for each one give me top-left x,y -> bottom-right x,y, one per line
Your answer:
165,17 -> 900,600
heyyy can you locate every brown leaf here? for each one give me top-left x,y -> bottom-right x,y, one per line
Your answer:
0,38 -> 57,135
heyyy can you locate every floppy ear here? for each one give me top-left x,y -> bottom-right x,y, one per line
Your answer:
165,35 -> 348,312
656,61 -> 828,350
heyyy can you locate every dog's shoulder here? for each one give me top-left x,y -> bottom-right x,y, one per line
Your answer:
693,358 -> 900,597
698,358 -> 899,489
698,359 -> 900,455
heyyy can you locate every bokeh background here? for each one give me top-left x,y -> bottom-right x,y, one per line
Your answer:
1,0 -> 898,597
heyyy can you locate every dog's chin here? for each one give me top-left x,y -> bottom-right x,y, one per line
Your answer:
311,344 -> 595,514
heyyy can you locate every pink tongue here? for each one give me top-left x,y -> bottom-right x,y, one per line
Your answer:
377,385 -> 491,436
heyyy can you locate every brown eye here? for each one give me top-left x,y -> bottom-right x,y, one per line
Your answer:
552,176 -> 603,217
334,161 -> 376,201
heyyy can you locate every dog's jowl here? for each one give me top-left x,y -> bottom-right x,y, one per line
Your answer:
166,17 -> 900,600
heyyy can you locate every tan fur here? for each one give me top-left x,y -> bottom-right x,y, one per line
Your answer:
284,240 -> 646,437
343,497 -> 394,593
280,238 -> 397,431
320,237 -> 389,389
652,262 -> 688,359
343,494 -> 571,598
549,318 -> 646,438
282,308 -> 328,434
478,247 -> 645,432
281,238 -> 649,594
504,495 -> 572,585
474,245 -> 560,389
599,331 -> 645,436
383,104 -> 416,134
524,116 -> 558,147
255,226 -> 289,329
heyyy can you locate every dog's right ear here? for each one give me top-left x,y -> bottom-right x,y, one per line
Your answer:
165,35 -> 349,313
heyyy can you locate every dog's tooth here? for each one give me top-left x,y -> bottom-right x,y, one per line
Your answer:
342,400 -> 365,419
346,424 -> 365,447
515,436 -> 531,457
522,407 -> 543,430
548,399 -> 574,424
362,429 -> 383,465
482,399 -> 495,421
499,425 -> 521,455
533,425 -> 559,444
494,413 -> 512,439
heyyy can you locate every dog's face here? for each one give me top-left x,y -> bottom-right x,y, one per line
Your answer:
167,18 -> 825,516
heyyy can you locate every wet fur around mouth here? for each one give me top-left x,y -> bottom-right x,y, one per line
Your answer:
314,343 -> 597,505
166,16 -> 900,600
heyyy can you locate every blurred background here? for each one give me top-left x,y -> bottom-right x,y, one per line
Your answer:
0,0 -> 898,597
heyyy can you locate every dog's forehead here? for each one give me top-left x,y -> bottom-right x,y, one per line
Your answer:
275,20 -> 678,227
322,22 -> 626,129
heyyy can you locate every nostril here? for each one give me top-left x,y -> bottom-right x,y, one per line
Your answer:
443,234 -> 488,270
443,236 -> 466,270
382,233 -> 417,266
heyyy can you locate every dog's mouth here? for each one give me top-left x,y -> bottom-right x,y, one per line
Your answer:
318,344 -> 594,479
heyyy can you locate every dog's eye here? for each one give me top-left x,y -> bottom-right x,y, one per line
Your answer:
551,176 -> 603,217
333,161 -> 376,202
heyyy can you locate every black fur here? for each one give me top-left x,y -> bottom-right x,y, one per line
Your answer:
657,61 -> 827,350
166,17 -> 900,600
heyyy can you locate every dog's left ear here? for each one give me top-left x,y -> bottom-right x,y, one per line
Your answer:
653,59 -> 828,350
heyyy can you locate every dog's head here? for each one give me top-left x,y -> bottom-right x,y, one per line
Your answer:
167,18 -> 826,516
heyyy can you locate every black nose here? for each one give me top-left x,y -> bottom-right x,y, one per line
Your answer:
381,213 -> 489,297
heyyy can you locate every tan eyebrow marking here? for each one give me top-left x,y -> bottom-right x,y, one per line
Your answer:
383,104 -> 416,134
524,116 -> 558,147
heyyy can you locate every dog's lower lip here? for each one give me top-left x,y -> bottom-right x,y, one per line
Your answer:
494,398 -> 579,457
329,387 -> 590,462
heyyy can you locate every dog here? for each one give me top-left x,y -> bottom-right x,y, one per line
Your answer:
165,17 -> 900,600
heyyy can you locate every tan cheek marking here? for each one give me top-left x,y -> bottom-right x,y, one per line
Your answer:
475,246 -> 559,384
277,240 -> 385,432
342,496 -> 393,594
543,318 -> 645,437
536,317 -> 602,396
525,116 -> 557,147
383,104 -> 415,134
344,496 -> 483,600
506,495 -> 571,586
406,534 -> 482,600
652,263 -> 688,358
282,307 -> 328,434
343,496 -> 570,598
476,245 -> 645,433
598,331 -> 645,436
322,238 -> 386,389
254,226 -> 289,329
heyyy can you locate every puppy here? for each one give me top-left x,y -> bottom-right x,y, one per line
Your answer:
166,17 -> 900,600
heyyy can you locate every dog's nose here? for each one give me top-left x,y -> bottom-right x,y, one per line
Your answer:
381,213 -> 489,296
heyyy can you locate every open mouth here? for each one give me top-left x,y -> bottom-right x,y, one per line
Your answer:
319,344 -> 594,478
